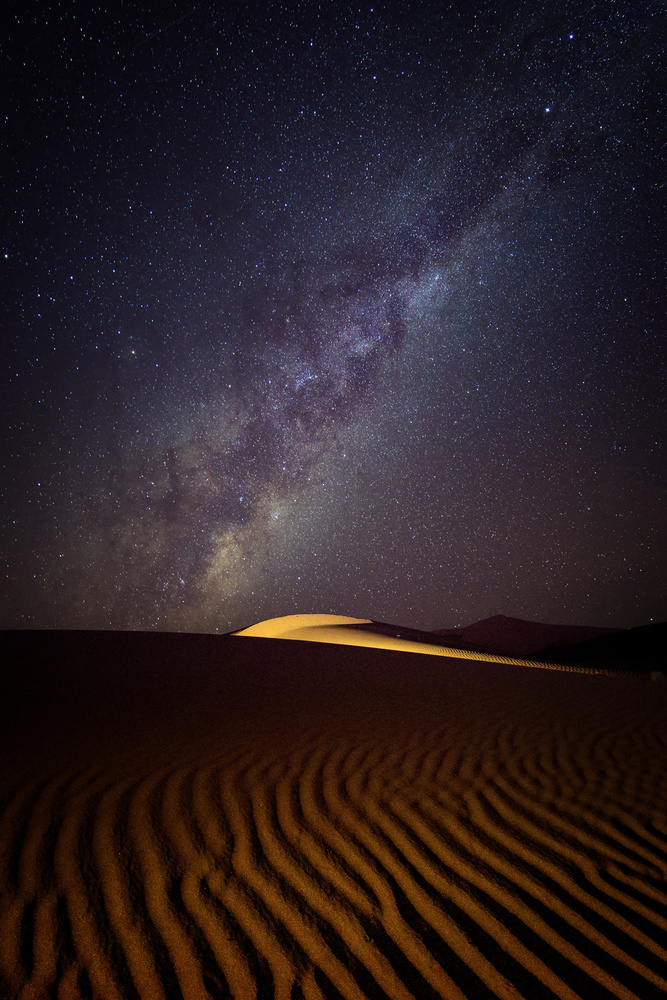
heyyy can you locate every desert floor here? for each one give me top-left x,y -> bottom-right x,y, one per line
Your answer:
1,629 -> 666,999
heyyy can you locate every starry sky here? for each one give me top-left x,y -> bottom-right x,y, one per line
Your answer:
2,0 -> 666,633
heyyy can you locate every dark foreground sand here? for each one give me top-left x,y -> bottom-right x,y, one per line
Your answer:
1,629 -> 666,999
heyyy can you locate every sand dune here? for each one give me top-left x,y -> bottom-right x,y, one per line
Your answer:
432,615 -> 621,659
1,625 -> 666,998
234,614 -> 639,674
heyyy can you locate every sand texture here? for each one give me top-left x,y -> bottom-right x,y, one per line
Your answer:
1,629 -> 666,999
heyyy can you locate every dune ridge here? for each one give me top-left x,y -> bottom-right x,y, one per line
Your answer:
234,614 -> 644,675
1,628 -> 666,998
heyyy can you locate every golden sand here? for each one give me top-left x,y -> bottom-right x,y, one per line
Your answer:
234,614 -> 628,673
0,626 -> 666,998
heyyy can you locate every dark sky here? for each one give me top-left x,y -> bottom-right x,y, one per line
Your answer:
2,0 -> 666,633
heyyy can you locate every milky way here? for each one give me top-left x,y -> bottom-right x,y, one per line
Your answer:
2,1 -> 666,631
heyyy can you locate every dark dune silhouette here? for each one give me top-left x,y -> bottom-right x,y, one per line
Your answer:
540,621 -> 667,673
433,613 -> 621,659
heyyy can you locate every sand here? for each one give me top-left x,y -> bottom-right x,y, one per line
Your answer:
233,614 -> 634,673
1,626 -> 666,999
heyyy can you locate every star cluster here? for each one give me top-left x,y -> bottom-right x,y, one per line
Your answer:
2,0 -> 666,631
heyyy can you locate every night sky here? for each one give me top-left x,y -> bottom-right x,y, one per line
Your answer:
2,0 -> 666,634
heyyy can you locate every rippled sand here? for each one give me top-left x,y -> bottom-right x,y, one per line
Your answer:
1,630 -> 666,999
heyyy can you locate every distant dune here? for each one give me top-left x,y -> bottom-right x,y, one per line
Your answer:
432,614 -> 621,658
1,619 -> 666,998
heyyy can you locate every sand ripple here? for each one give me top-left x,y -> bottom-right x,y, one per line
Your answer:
2,710 -> 667,999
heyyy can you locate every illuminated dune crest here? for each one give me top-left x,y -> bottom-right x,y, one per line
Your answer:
234,613 -> 373,637
234,613 -> 525,661
234,614 -> 626,673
